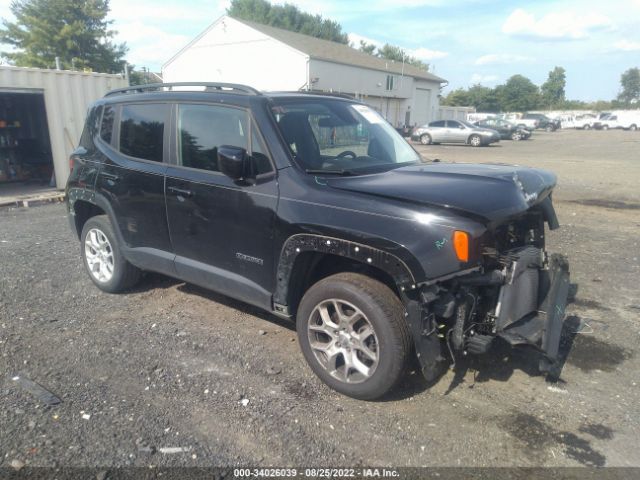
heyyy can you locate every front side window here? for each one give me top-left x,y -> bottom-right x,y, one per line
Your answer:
178,104 -> 248,172
272,100 -> 420,174
119,104 -> 166,162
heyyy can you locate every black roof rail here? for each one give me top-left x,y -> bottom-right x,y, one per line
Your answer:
301,90 -> 357,100
268,90 -> 357,100
105,82 -> 261,97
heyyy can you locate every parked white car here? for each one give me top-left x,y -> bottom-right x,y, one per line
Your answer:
573,114 -> 597,130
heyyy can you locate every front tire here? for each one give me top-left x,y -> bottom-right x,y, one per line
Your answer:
630,124 -> 637,131
469,134 -> 482,147
296,273 -> 411,400
420,134 -> 432,145
584,124 -> 591,130
603,125 -> 609,130
81,215 -> 141,293
511,131 -> 522,141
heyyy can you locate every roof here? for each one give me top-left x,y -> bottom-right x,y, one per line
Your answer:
220,17 -> 445,83
162,15 -> 446,83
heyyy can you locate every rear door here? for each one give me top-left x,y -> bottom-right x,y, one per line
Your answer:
428,120 -> 446,142
165,102 -> 278,310
96,102 -> 174,275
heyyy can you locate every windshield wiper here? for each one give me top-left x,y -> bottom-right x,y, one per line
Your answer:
305,169 -> 355,176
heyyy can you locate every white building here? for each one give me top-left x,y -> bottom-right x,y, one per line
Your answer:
163,15 -> 446,127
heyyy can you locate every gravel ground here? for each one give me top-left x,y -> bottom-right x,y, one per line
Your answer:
1,129 -> 639,469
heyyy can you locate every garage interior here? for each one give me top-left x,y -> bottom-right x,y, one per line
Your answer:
0,91 -> 53,190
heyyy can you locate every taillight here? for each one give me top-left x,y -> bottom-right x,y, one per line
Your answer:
69,156 -> 75,172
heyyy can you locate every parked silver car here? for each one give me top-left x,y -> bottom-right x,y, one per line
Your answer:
411,120 -> 501,147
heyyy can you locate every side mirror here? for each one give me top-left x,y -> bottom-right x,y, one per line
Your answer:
459,125 -> 465,129
218,145 -> 247,180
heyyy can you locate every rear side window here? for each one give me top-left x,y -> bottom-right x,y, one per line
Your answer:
119,104 -> 166,162
177,104 -> 248,172
100,106 -> 115,144
429,120 -> 445,128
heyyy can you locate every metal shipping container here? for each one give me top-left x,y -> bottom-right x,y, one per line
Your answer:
0,66 -> 127,188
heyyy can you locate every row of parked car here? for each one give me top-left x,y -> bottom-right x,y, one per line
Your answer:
409,115 -> 543,147
571,112 -> 639,131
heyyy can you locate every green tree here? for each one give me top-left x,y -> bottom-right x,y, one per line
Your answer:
0,0 -> 126,72
467,84 -> 501,112
541,66 -> 566,108
617,67 -> 640,106
498,75 -> 541,111
442,84 -> 501,111
227,0 -> 349,44
376,43 -> 428,71
357,40 -> 376,55
441,88 -> 471,106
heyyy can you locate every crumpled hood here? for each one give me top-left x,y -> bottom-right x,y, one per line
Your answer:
325,163 -> 557,222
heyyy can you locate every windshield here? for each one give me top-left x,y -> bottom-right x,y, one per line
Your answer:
459,120 -> 476,128
271,99 -> 420,174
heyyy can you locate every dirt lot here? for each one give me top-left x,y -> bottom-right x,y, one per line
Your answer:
1,129 -> 639,469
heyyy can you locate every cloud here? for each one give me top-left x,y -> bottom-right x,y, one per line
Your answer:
502,8 -> 613,40
408,47 -> 448,60
470,73 -> 499,84
109,0 -> 219,23
348,33 -> 383,49
348,32 -> 447,60
115,22 -> 190,68
474,53 -> 532,65
614,40 -> 640,51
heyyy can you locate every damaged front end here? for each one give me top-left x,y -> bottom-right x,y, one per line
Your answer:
406,200 -> 571,379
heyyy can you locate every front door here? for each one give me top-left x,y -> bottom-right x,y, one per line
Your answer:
446,120 -> 467,143
165,103 -> 278,310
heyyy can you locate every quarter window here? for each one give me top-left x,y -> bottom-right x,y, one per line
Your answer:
119,104 -> 166,162
100,106 -> 115,144
177,104 -> 249,172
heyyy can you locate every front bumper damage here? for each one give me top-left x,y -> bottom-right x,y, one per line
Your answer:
404,246 -> 570,379
492,247 -> 570,371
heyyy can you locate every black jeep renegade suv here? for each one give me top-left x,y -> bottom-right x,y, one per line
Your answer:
67,83 -> 570,400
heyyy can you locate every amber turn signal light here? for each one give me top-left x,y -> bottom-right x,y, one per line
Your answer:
453,230 -> 469,262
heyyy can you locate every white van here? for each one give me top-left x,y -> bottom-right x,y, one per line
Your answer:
600,111 -> 640,130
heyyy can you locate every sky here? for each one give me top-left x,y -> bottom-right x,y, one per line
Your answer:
1,0 -> 639,101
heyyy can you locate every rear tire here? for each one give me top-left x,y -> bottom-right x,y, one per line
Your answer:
584,124 -> 591,130
603,125 -> 609,130
545,125 -> 554,132
81,215 -> 141,293
296,273 -> 411,400
420,134 -> 432,145
630,124 -> 637,131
